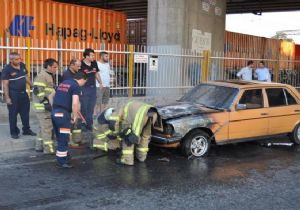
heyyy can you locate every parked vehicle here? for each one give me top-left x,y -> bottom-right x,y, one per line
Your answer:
152,80 -> 300,157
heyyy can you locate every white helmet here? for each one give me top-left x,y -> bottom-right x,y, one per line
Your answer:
104,108 -> 115,120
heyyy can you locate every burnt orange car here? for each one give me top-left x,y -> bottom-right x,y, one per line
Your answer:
152,80 -> 300,157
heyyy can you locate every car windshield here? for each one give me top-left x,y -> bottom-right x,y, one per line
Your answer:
179,84 -> 239,110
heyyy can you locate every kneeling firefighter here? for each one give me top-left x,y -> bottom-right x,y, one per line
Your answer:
93,101 -> 161,166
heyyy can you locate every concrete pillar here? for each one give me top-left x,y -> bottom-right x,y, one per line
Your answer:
147,0 -> 226,52
146,0 -> 226,97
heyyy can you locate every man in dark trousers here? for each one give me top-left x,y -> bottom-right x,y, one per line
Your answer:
1,52 -> 36,139
51,71 -> 87,168
62,59 -> 81,81
80,48 -> 103,131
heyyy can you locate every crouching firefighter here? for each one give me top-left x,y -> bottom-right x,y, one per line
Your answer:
95,101 -> 160,166
51,71 -> 87,168
32,58 -> 58,154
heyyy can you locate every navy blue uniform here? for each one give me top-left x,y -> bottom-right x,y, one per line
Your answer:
79,60 -> 99,129
51,79 -> 81,166
62,68 -> 76,81
1,63 -> 31,135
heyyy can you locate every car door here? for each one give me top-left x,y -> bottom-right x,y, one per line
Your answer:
229,88 -> 269,140
266,87 -> 300,135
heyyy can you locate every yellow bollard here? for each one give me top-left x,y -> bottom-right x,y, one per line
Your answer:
128,45 -> 134,97
202,50 -> 211,82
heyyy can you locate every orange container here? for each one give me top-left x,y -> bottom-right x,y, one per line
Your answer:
225,31 -> 296,71
0,0 -> 127,65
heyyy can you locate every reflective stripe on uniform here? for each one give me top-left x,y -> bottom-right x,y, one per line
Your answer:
56,150 -> 68,157
137,147 -> 149,153
93,143 -> 108,151
122,149 -> 134,155
37,92 -> 45,97
72,129 -> 81,134
96,130 -> 112,140
59,128 -> 71,134
8,75 -> 26,81
33,82 -> 47,87
44,140 -> 54,153
108,116 -> 120,121
33,103 -> 45,111
123,101 -> 134,120
44,87 -> 54,93
132,105 -> 152,136
117,136 -> 122,141
54,113 -> 64,117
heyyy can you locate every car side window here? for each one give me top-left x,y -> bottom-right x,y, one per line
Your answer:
266,88 -> 286,107
239,89 -> 263,109
284,89 -> 298,105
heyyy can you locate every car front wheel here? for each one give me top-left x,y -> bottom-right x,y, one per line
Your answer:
290,123 -> 300,145
181,130 -> 211,157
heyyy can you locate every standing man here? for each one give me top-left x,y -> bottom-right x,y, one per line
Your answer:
32,58 -> 58,154
95,51 -> 111,116
1,52 -> 36,139
255,61 -> 271,82
62,59 -> 81,81
62,59 -> 83,146
80,48 -> 103,130
236,60 -> 254,81
51,71 -> 87,168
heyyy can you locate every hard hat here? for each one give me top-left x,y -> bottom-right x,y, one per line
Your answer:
104,108 -> 115,120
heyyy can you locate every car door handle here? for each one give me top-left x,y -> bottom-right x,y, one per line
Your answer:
260,113 -> 268,116
294,110 -> 300,112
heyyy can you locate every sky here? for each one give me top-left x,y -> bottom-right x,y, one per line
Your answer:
226,11 -> 300,44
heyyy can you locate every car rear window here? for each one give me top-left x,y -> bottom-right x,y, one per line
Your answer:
266,88 -> 286,107
284,89 -> 298,105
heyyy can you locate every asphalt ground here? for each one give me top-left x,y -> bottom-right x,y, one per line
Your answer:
0,137 -> 300,210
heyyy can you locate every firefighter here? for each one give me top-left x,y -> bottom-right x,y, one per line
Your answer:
51,71 -> 87,168
32,58 -> 58,154
94,101 -> 159,166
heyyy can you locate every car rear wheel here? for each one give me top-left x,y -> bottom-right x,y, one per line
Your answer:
181,130 -> 211,157
290,123 -> 300,145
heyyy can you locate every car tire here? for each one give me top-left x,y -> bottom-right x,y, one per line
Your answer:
181,130 -> 211,157
290,123 -> 300,145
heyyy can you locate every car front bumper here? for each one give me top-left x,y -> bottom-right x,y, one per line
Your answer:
151,134 -> 182,144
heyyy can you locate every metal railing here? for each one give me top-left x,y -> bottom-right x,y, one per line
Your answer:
0,38 -> 203,98
1,37 -> 300,101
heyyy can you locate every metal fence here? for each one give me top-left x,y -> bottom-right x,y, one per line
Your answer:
1,38 -> 300,100
0,39 -> 204,98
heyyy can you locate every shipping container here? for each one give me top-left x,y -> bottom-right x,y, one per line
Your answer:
225,31 -> 296,71
127,19 -> 147,46
0,0 -> 127,64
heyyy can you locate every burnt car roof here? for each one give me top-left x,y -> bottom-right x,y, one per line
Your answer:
206,80 -> 293,89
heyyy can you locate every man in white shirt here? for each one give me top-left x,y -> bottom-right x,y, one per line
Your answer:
95,51 -> 111,116
255,61 -> 271,82
237,60 -> 254,81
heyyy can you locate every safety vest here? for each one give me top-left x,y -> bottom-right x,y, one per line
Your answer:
32,71 -> 55,112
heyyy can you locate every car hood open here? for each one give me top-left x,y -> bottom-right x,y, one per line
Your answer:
156,102 -> 220,120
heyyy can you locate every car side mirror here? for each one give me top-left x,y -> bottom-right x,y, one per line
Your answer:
236,104 -> 247,110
